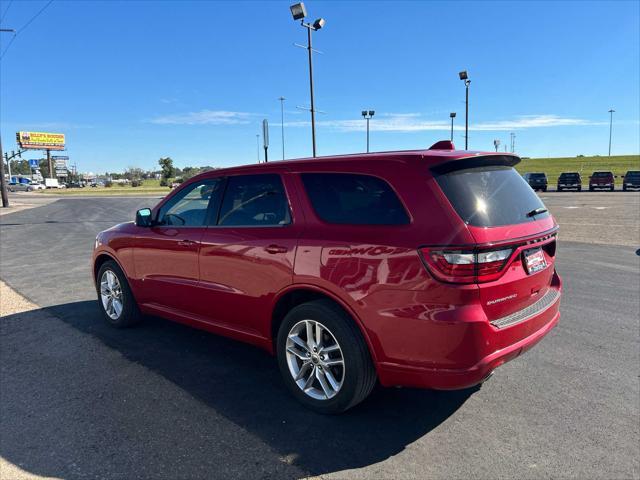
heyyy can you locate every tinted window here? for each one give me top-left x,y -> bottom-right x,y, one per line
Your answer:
559,173 -> 579,179
157,179 -> 222,227
301,173 -> 409,225
530,173 -> 546,179
435,166 -> 550,227
217,174 -> 290,226
592,172 -> 612,177
626,171 -> 640,178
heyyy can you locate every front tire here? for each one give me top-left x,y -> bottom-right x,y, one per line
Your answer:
277,299 -> 376,414
96,260 -> 141,328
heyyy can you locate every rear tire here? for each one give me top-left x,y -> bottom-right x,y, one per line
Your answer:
96,260 -> 141,328
542,187 -> 547,192
610,186 -> 614,191
276,299 -> 376,414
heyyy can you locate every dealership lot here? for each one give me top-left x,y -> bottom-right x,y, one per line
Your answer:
1,192 -> 638,479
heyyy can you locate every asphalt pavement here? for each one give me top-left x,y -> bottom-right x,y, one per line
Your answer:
0,194 -> 638,479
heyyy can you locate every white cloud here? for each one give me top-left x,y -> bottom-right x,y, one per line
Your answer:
282,113 -> 604,133
472,115 -> 605,131
150,110 -> 257,125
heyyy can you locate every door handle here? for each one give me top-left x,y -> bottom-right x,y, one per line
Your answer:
177,240 -> 197,247
265,244 -> 288,254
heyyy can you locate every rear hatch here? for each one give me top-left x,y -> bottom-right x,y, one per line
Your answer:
559,173 -> 580,185
426,155 -> 558,322
528,173 -> 547,186
591,172 -> 613,185
624,171 -> 640,186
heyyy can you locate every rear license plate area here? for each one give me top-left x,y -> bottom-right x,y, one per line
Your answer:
523,247 -> 547,274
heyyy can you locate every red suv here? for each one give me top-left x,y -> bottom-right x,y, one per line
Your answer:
93,144 -> 562,413
589,171 -> 615,191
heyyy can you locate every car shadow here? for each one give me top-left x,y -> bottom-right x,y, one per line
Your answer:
2,300 -> 476,478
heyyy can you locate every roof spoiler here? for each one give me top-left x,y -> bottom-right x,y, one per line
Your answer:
428,140 -> 455,150
430,154 -> 521,175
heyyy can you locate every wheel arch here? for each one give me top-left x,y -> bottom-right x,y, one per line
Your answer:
93,252 -> 129,286
270,285 -> 379,364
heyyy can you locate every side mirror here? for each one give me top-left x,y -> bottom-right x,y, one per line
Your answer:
136,208 -> 153,227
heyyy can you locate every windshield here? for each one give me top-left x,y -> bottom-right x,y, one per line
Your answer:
435,166 -> 550,227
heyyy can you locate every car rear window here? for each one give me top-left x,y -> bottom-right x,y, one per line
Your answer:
626,171 -> 640,178
592,172 -> 612,177
560,173 -> 579,179
530,173 -> 546,179
435,166 -> 550,227
301,173 -> 409,225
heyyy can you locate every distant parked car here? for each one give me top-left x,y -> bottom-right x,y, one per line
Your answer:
589,171 -> 615,191
7,182 -> 33,192
523,172 -> 548,191
557,172 -> 582,191
66,182 -> 83,189
622,171 -> 640,191
28,181 -> 46,190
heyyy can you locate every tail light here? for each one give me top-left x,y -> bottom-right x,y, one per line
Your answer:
419,247 -> 513,284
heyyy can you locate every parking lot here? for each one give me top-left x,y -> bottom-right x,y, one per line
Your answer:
1,191 -> 639,479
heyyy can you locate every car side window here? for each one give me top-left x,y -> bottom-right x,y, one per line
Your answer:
157,178 -> 223,227
217,174 -> 291,227
301,173 -> 410,225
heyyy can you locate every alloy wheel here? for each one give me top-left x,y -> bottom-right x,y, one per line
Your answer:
285,319 -> 345,400
100,270 -> 123,320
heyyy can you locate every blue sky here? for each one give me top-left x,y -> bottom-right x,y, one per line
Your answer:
1,0 -> 639,173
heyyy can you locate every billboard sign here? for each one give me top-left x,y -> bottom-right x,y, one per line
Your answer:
16,131 -> 65,150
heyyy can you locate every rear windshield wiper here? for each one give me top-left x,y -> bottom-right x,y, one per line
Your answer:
527,207 -> 548,217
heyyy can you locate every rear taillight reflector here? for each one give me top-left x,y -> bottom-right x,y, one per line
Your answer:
419,247 -> 513,284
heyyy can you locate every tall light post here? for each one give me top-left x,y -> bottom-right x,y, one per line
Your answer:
278,96 -> 286,160
449,112 -> 456,142
608,108 -> 615,156
256,134 -> 260,163
361,110 -> 375,152
0,28 -> 16,208
459,70 -> 470,150
290,2 -> 325,157
510,132 -> 516,153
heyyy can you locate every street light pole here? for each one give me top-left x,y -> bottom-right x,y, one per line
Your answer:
459,71 -> 470,150
0,28 -> 16,208
256,134 -> 260,163
290,3 -> 325,158
449,112 -> 456,142
278,96 -> 286,160
608,108 -> 615,156
361,110 -> 375,152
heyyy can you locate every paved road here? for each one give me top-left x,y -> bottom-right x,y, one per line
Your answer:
1,196 -> 639,479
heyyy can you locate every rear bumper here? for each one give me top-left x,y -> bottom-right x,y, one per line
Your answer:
376,272 -> 562,390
